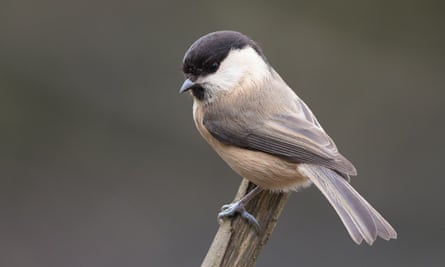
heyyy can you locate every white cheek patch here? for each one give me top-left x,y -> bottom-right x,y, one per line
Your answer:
200,61 -> 244,92
198,47 -> 269,93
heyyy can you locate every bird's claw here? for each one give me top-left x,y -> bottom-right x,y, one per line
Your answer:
221,204 -> 232,211
218,201 -> 260,231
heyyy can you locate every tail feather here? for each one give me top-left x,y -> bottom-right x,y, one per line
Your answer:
299,164 -> 397,245
353,188 -> 397,241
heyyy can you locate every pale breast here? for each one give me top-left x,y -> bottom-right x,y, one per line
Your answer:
193,101 -> 310,192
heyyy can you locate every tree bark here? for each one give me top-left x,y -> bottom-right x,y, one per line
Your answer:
201,179 -> 291,267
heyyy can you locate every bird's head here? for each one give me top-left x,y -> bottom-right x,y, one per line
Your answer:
180,31 -> 270,101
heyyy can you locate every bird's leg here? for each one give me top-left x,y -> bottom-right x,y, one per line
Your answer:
218,185 -> 263,230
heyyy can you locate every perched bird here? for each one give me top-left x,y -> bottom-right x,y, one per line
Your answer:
179,30 -> 397,245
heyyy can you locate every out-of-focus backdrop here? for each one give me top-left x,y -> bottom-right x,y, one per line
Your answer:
1,0 -> 444,266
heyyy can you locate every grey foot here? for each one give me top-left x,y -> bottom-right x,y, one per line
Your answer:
218,201 -> 260,230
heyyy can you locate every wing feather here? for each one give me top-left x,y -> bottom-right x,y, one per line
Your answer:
204,96 -> 356,176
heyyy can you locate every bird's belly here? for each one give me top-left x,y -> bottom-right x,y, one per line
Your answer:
193,104 -> 310,191
212,144 -> 311,192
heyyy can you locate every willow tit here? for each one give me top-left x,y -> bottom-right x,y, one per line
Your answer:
179,31 -> 397,245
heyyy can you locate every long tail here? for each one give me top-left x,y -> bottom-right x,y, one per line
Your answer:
299,164 -> 397,245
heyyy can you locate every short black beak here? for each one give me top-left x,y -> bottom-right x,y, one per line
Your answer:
179,79 -> 195,93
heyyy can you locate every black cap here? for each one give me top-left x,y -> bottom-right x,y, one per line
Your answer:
182,31 -> 265,79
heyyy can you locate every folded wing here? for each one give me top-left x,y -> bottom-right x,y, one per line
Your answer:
203,97 -> 356,176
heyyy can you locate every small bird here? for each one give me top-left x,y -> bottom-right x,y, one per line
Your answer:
179,31 -> 397,245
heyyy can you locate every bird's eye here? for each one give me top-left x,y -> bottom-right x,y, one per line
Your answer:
208,62 -> 219,73
183,65 -> 193,74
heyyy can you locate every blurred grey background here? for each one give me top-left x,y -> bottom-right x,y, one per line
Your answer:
1,0 -> 444,266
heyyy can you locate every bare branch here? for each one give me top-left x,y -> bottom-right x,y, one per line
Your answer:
201,179 -> 290,267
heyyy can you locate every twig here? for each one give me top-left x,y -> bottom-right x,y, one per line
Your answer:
201,179 -> 290,267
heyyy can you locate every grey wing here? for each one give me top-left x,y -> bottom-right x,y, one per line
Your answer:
203,97 -> 357,176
